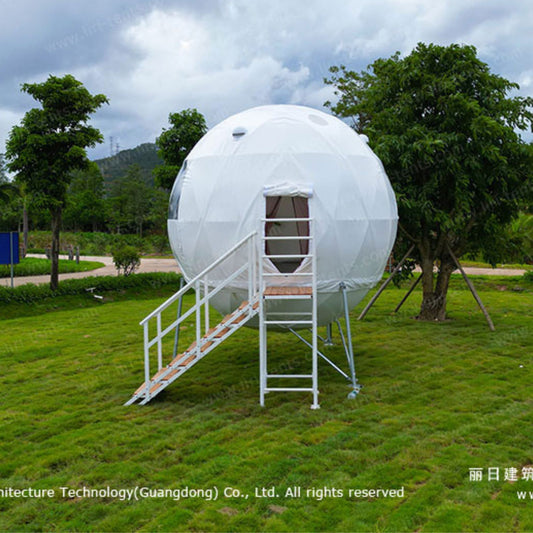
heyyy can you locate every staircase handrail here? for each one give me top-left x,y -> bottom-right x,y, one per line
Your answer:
140,231 -> 257,326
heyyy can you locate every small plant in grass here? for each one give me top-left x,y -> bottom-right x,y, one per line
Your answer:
524,270 -> 533,282
112,246 -> 140,276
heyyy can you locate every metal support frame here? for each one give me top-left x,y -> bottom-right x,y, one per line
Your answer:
288,328 -> 350,380
394,273 -> 422,313
358,244 -> 415,320
447,245 -> 495,331
172,277 -> 186,359
339,282 -> 360,398
324,323 -> 334,346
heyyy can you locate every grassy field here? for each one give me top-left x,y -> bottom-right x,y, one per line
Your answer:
459,260 -> 530,270
0,277 -> 532,532
0,257 -> 104,278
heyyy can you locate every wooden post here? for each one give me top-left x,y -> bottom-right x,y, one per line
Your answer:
447,245 -> 495,331
394,273 -> 422,313
358,244 -> 415,321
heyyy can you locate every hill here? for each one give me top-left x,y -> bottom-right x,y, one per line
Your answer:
93,143 -> 163,186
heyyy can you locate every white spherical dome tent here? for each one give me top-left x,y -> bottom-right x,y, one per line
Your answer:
168,104 -> 398,327
127,105 -> 398,408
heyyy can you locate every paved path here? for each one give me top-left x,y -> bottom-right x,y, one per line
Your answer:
412,266 -> 527,277
0,254 -> 527,288
1,254 -> 180,288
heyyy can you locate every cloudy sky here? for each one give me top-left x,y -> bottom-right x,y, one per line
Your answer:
1,0 -> 532,160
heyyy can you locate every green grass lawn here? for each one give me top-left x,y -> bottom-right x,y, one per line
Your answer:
0,279 -> 532,532
0,257 -> 104,278
459,260 -> 530,270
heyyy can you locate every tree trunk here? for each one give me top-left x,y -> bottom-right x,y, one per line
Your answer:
50,206 -> 62,291
418,255 -> 455,321
22,199 -> 29,259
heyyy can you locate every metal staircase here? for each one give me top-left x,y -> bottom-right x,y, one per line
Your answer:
126,214 -> 324,409
259,215 -> 319,409
125,232 -> 260,406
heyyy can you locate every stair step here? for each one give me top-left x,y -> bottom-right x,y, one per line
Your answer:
153,367 -> 169,381
169,353 -> 187,366
134,382 -> 148,396
264,286 -> 313,296
201,341 -> 214,352
150,382 -> 164,395
233,313 -> 247,324
179,354 -> 196,367
215,328 -> 230,338
165,366 -> 182,380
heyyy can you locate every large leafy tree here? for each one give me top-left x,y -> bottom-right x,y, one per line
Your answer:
5,74 -> 108,289
153,108 -> 207,190
325,43 -> 533,321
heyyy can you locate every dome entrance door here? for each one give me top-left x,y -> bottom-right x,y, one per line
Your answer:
265,196 -> 310,273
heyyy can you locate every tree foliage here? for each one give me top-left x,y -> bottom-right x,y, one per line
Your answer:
153,108 -> 207,190
0,154 -> 18,204
326,43 -> 533,320
63,162 -> 106,232
5,74 -> 108,289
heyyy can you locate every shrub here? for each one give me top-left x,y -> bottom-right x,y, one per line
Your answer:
112,246 -> 141,276
0,272 -> 181,304
524,270 -> 533,282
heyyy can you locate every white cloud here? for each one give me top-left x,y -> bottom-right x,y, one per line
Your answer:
0,109 -> 24,153
2,0 -> 533,158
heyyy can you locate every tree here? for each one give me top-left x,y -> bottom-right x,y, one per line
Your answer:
107,164 -> 152,236
0,153 -> 6,183
325,43 -> 533,321
63,162 -> 106,232
5,75 -> 108,289
0,154 -> 18,203
153,108 -> 207,190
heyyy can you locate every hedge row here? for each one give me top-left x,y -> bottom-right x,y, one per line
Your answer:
0,258 -> 104,278
27,231 -> 171,256
0,272 -> 182,304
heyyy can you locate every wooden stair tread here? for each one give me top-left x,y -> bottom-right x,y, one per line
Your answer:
233,313 -> 247,324
150,382 -> 164,394
179,354 -> 196,367
152,367 -> 168,381
165,367 -> 181,380
264,286 -> 312,296
201,341 -> 214,352
134,382 -> 148,395
169,353 -> 187,366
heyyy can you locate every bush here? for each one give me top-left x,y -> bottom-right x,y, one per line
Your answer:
112,246 -> 141,276
524,270 -> 533,282
0,272 -> 181,304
